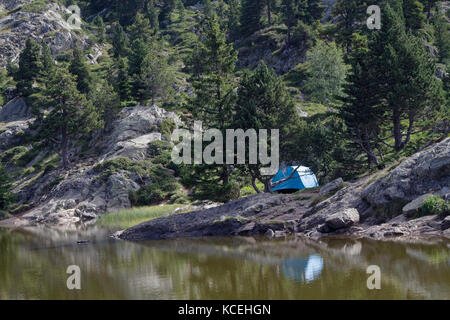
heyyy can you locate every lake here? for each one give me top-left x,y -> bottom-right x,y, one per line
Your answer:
0,226 -> 449,299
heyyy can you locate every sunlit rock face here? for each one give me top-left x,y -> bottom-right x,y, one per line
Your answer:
8,105 -> 181,225
0,1 -> 88,68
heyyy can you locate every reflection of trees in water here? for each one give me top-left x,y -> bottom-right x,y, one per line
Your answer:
1,227 -> 449,299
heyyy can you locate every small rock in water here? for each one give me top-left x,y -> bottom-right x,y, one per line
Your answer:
77,240 -> 89,244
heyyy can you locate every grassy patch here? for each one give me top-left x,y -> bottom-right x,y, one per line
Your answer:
97,204 -> 182,230
21,0 -> 50,12
417,196 -> 449,218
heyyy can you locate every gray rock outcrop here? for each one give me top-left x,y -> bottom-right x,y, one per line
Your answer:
362,138 -> 450,207
14,105 -> 181,225
319,177 -> 344,196
120,138 -> 450,241
402,193 -> 434,217
0,98 -> 31,122
325,208 -> 360,230
0,2 -> 88,68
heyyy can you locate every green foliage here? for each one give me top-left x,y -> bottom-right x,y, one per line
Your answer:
331,0 -> 368,52
303,40 -> 349,106
159,118 -> 176,139
403,0 -> 426,31
418,196 -> 449,217
130,167 -> 180,206
16,38 -> 42,97
233,63 -> 297,191
69,44 -> 94,94
37,66 -> 100,168
148,140 -> 173,166
94,157 -> 153,178
111,23 -> 129,58
134,41 -> 175,105
433,9 -> 450,64
0,163 -> 12,214
240,0 -> 264,36
97,204 -> 182,230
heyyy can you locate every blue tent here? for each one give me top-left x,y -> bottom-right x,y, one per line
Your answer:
271,166 -> 319,192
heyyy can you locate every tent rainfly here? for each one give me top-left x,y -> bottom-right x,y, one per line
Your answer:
271,166 -> 319,192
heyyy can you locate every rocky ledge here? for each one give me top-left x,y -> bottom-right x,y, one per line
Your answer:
3,104 -> 181,225
120,138 -> 450,242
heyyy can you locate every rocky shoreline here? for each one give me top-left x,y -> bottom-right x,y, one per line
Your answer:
119,138 -> 450,242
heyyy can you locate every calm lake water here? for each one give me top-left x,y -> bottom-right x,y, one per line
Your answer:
0,226 -> 449,299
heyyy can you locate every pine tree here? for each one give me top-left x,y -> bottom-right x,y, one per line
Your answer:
135,44 -> 175,105
233,63 -> 297,192
281,0 -> 324,45
39,67 -> 100,169
433,9 -> 450,64
227,0 -> 241,38
281,0 -> 299,45
0,164 -> 12,213
190,15 -> 238,129
69,44 -> 93,95
39,42 -> 55,85
189,15 -> 238,185
145,0 -> 159,32
114,57 -> 133,104
128,38 -> 150,101
366,1 -> 442,151
423,0 -> 439,19
16,38 -> 42,97
262,0 -> 277,26
112,23 -> 129,58
403,0 -> 426,31
128,12 -> 153,42
339,35 -> 384,167
93,15 -> 106,43
90,79 -> 121,131
240,0 -> 264,36
303,0 -> 325,24
332,0 -> 368,53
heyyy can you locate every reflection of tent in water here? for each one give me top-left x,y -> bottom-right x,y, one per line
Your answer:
281,255 -> 324,283
272,166 -> 319,193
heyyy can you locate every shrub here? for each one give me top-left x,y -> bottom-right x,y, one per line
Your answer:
130,167 -> 180,206
160,118 -> 176,139
418,196 -> 449,218
148,140 -> 172,166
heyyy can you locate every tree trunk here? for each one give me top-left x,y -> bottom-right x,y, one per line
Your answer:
287,26 -> 291,46
363,129 -> 379,167
267,2 -> 271,25
263,179 -> 272,193
393,106 -> 403,152
61,124 -> 68,169
222,165 -> 229,185
251,175 -> 262,193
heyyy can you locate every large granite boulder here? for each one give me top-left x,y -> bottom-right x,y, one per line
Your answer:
325,208 -> 360,230
362,138 -> 450,206
402,193 -> 434,217
319,178 -> 344,196
0,98 -> 31,122
101,105 -> 181,160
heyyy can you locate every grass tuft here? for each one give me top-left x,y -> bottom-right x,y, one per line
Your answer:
97,204 -> 182,230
